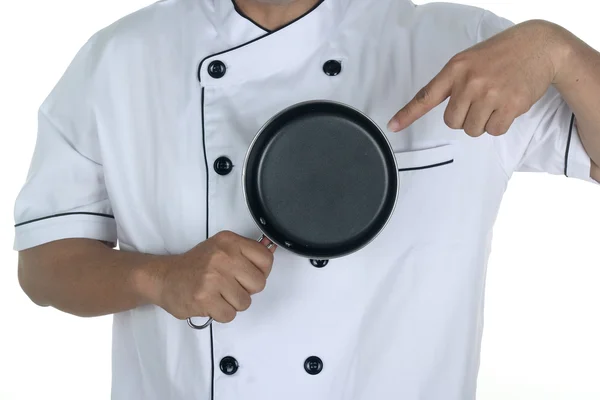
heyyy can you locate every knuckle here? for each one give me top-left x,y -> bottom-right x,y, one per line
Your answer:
448,53 -> 469,73
192,289 -> 211,304
484,86 -> 501,101
463,125 -> 482,137
264,264 -> 273,278
465,76 -> 486,93
172,311 -> 188,321
180,300 -> 209,320
489,128 -> 507,136
193,274 -> 221,301
249,276 -> 267,294
487,121 -> 510,136
207,249 -> 230,269
218,309 -> 236,323
203,268 -> 221,284
511,96 -> 530,114
264,251 -> 275,267
450,51 -> 469,65
256,276 -> 267,292
506,98 -> 521,112
486,126 -> 500,136
443,111 -> 461,130
238,295 -> 252,311
211,252 -> 226,265
215,230 -> 236,243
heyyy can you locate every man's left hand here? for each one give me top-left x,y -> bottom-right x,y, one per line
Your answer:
388,20 -> 568,137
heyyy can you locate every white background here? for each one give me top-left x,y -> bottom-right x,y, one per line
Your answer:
0,0 -> 599,399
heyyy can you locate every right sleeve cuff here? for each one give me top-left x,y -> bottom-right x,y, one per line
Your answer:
564,114 -> 595,184
13,213 -> 118,251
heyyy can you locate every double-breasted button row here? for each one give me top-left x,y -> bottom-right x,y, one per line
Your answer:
219,356 -> 323,376
205,59 -> 342,80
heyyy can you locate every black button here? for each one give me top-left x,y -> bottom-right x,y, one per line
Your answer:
304,356 -> 323,375
214,156 -> 233,175
220,356 -> 239,375
310,259 -> 328,268
323,60 -> 342,76
208,60 -> 227,79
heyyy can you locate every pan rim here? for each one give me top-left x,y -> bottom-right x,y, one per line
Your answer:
241,99 -> 399,259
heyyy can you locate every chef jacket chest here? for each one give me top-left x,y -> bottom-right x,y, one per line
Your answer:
106,21 -> 507,256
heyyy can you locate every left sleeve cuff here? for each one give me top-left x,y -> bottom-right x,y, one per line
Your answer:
13,213 -> 118,251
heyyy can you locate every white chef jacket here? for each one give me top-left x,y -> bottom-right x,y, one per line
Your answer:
13,0 -> 597,399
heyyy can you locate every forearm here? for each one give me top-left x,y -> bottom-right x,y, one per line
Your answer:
18,239 -> 167,317
549,21 -> 600,179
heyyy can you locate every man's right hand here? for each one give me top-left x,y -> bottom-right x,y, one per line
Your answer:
150,231 -> 276,323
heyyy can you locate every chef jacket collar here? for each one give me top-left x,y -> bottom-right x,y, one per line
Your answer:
200,0 -> 347,86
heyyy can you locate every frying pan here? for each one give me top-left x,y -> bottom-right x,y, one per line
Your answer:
187,100 -> 398,330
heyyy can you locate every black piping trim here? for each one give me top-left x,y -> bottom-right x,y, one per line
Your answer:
564,113 -> 575,177
197,0 -> 326,83
232,0 -> 271,33
201,90 -> 210,245
210,323 -> 215,400
201,88 -> 215,400
397,159 -> 454,172
14,212 -> 115,227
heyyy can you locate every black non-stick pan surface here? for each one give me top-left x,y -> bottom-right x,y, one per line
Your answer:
243,101 -> 398,259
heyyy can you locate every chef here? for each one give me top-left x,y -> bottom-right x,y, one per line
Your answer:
13,0 -> 600,399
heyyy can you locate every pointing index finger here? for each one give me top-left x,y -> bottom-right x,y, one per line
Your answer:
387,65 -> 455,132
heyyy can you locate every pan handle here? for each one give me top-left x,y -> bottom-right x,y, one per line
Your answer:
187,316 -> 214,330
187,234 -> 273,330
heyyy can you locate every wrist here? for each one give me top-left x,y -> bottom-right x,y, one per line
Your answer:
131,254 -> 172,307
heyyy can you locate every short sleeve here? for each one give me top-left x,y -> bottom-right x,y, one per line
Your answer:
13,35 -> 117,251
476,10 -> 595,184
